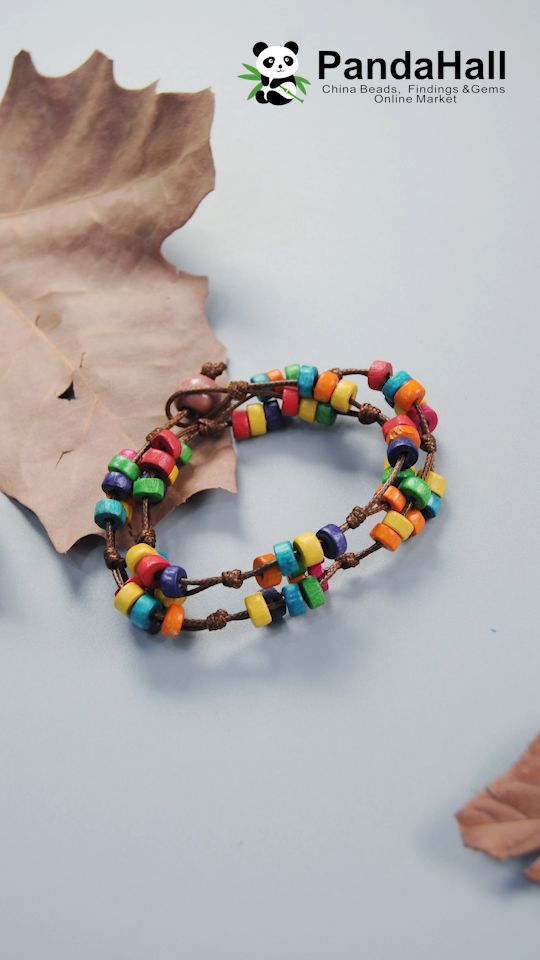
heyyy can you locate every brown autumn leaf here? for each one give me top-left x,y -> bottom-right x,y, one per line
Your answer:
456,734 -> 540,884
0,50 -> 236,553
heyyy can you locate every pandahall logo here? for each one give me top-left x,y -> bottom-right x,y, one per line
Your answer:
238,42 -> 311,105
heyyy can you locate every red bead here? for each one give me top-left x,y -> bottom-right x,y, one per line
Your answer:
382,414 -> 416,440
138,448 -> 176,481
232,409 -> 251,440
281,386 -> 299,416
119,449 -> 137,459
406,403 -> 438,433
150,429 -> 182,460
175,374 -> 217,414
368,360 -> 393,391
136,554 -> 169,588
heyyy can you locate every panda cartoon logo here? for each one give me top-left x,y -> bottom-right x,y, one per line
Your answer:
253,41 -> 300,105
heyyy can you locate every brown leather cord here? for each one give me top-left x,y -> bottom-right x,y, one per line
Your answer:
104,363 -> 438,633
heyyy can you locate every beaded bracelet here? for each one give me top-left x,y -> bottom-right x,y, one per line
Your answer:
95,361 -> 445,636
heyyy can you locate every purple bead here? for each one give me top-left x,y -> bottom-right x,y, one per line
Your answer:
387,437 -> 419,469
102,470 -> 133,498
159,564 -> 188,598
316,523 -> 347,560
262,588 -> 286,621
263,398 -> 284,431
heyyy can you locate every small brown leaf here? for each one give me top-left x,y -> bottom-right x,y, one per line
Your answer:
456,734 -> 540,885
0,51 -> 236,552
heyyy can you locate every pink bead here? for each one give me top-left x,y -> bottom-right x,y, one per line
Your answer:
119,448 -> 137,459
175,375 -> 217,414
407,403 -> 438,433
308,562 -> 329,592
368,360 -> 393,391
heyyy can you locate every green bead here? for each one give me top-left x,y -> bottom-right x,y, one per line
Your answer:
381,466 -> 416,484
399,475 -> 431,508
177,442 -> 193,466
299,575 -> 325,609
316,402 -> 336,426
107,453 -> 140,482
284,363 -> 300,381
133,476 -> 166,503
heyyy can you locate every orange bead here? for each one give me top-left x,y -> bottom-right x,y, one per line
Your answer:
265,369 -> 285,395
314,370 -> 339,403
385,423 -> 421,446
160,603 -> 185,637
374,484 -> 407,513
288,571 -> 307,583
393,378 -> 425,411
406,508 -> 426,536
253,553 -> 282,588
370,522 -> 402,551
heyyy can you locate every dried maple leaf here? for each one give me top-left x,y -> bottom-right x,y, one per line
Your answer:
0,50 -> 236,552
456,734 -> 540,884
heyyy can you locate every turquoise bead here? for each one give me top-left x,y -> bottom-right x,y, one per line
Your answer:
273,540 -> 305,578
422,492 -> 442,519
297,364 -> 318,397
129,594 -> 162,632
250,372 -> 271,400
316,402 -> 336,425
382,370 -> 411,405
284,363 -> 300,381
94,498 -> 127,531
282,583 -> 308,616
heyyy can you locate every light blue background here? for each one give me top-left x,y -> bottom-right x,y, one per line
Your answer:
0,2 -> 539,957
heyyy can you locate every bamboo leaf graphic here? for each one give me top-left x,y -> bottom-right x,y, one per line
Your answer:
296,79 -> 306,95
248,82 -> 263,100
242,63 -> 260,77
295,75 -> 311,85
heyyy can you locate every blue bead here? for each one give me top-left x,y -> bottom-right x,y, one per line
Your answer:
102,470 -> 133,498
316,523 -> 347,560
297,364 -> 319,398
94,498 -> 126,531
273,539 -> 305,577
129,594 -> 162,632
422,492 -> 442,520
263,398 -> 284,431
250,372 -> 270,400
282,583 -> 308,617
262,588 -> 286,621
159,564 -> 188,597
382,370 -> 411,406
387,437 -> 419,469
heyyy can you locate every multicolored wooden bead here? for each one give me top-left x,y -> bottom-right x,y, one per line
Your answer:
137,553 -> 170,589
367,360 -> 393,391
382,510 -> 414,541
176,374 -> 217,414
369,522 -> 402,551
150,429 -> 182,460
253,554 -> 282,588
375,484 -> 407,513
125,542 -> 156,572
298,397 -> 318,423
382,371 -> 412,406
425,470 -> 446,497
299,575 -> 325,609
382,415 -> 420,447
107,453 -> 140,483
386,437 -> 419,469
263,398 -> 284,431
282,582 -> 308,616
245,591 -> 272,627
133,477 -> 166,503
160,603 -> 185,636
247,403 -> 267,436
393,378 -> 425,412
129,594 -> 162,632
308,563 -> 329,591
316,523 -> 347,559
265,369 -> 285,395
315,403 -> 336,425
273,540 -> 305,578
330,378 -> 358,413
138,448 -> 176,482
398,475 -> 432,508
102,470 -> 133,499
159,564 -> 188,597
281,386 -> 299,417
293,531 -> 324,568
232,409 -> 251,440
261,587 -> 286,621
314,370 -> 339,403
94,498 -> 127,531
406,508 -> 426,536
114,578 -> 145,616
297,364 -> 318,397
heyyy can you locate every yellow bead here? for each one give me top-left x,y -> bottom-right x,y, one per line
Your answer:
293,531 -> 324,567
154,588 -> 186,608
168,464 -> 179,486
425,470 -> 446,497
298,397 -> 318,423
245,592 -> 272,627
118,499 -> 133,522
125,542 -> 157,573
114,580 -> 144,616
382,510 -> 414,541
330,378 -> 358,413
247,402 -> 267,436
